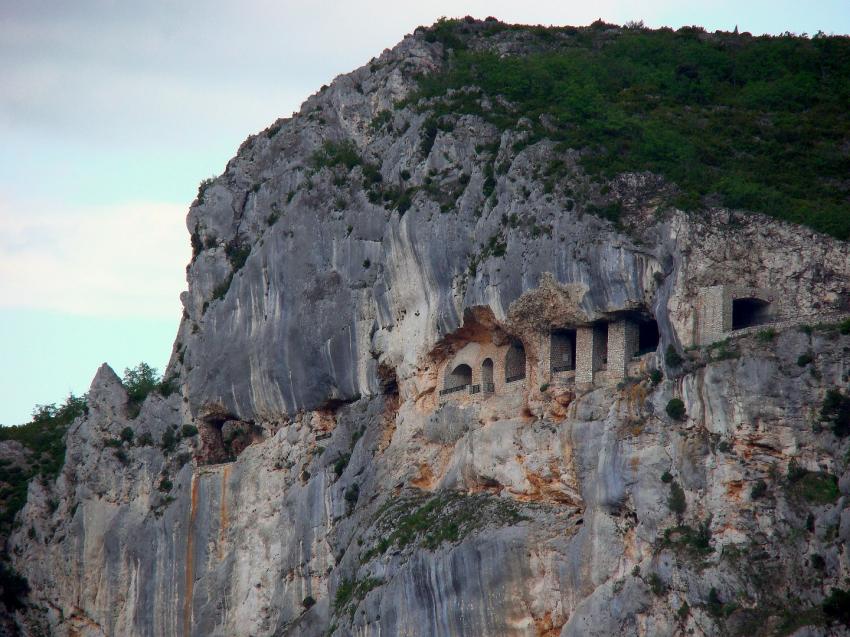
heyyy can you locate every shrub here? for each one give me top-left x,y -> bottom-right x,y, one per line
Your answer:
120,427 -> 134,443
181,425 -> 199,438
823,588 -> 850,626
839,319 -> 850,335
225,242 -> 251,271
757,328 -> 777,342
820,388 -> 850,437
661,470 -> 673,483
750,479 -> 767,499
196,177 -> 215,204
123,363 -> 161,414
363,259 -> 371,269
333,453 -> 351,477
344,483 -> 360,505
137,433 -> 153,446
668,480 -> 687,515
649,369 -> 663,385
648,572 -> 666,596
539,383 -> 550,392
666,398 -> 686,420
797,352 -> 814,366
0,563 -> 29,610
302,595 -> 316,609
161,429 -> 178,454
665,345 -> 683,367
311,140 -> 362,171
158,478 -> 173,493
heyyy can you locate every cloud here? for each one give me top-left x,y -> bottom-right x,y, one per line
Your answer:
0,193 -> 190,319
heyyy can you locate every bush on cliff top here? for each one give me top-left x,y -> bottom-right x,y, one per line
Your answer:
415,23 -> 850,238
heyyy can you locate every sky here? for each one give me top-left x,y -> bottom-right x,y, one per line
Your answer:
1,1 -> 849,426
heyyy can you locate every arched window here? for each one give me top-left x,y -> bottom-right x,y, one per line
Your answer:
550,329 -> 576,373
732,297 -> 771,330
505,342 -> 526,383
444,364 -> 472,391
481,358 -> 494,392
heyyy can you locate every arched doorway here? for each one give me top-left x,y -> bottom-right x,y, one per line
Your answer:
441,363 -> 472,396
481,358 -> 494,392
505,341 -> 526,383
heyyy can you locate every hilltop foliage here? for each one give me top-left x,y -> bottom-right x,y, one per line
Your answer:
0,395 -> 87,532
415,20 -> 850,238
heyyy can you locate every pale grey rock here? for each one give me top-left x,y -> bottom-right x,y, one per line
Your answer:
4,21 -> 850,637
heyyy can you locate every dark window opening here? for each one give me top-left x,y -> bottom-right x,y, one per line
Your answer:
732,298 -> 772,330
481,358 -> 494,392
505,341 -> 526,382
550,329 -> 576,373
596,323 -> 609,367
637,319 -> 660,355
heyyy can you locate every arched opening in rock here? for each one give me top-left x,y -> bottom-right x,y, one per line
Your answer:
445,364 -> 472,391
636,318 -> 660,355
550,329 -> 576,373
481,358 -> 494,392
505,341 -> 526,383
732,297 -> 772,330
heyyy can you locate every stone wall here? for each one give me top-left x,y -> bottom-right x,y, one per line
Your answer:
697,285 -> 779,345
607,319 -> 639,380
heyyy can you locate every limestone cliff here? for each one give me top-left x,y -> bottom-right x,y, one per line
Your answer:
2,19 -> 850,637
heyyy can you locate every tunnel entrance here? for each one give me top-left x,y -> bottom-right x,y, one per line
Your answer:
732,297 -> 772,330
637,318 -> 660,355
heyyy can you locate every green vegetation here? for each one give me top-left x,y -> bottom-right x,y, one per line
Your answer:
311,140 -> 364,171
648,572 -> 666,596
415,22 -> 850,238
787,466 -> 840,505
664,345 -> 682,367
333,576 -> 382,615
0,563 -> 29,610
820,388 -> 850,437
225,241 -> 251,271
797,352 -> 814,367
302,595 -> 316,609
360,491 -> 527,562
180,425 -> 199,438
668,480 -> 687,515
666,398 -> 686,420
756,328 -> 776,343
750,479 -> 767,500
196,177 -> 215,204
649,369 -> 663,385
0,394 -> 87,532
662,520 -> 713,557
333,453 -> 351,478
823,588 -> 850,626
123,363 -> 174,418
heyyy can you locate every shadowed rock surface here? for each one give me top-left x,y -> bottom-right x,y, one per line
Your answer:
2,19 -> 850,637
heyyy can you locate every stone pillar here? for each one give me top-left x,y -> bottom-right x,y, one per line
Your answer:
608,319 -> 639,380
576,326 -> 600,384
697,286 -> 731,345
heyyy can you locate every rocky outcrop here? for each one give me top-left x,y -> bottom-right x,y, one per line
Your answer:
4,20 -> 850,637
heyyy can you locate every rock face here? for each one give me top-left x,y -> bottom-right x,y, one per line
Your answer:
5,21 -> 850,637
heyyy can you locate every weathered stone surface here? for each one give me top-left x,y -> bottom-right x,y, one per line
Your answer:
4,21 -> 850,637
